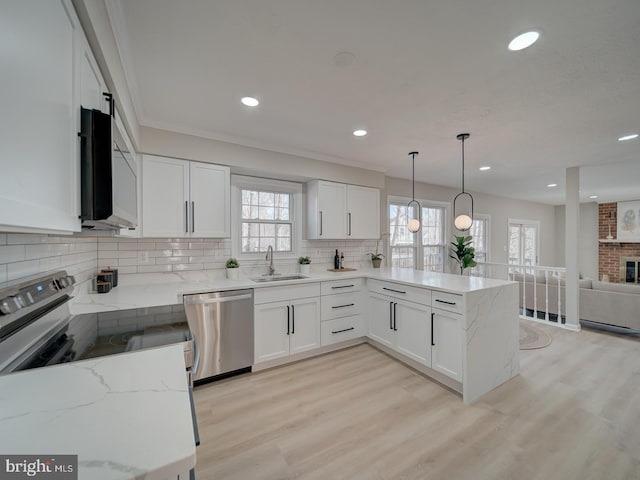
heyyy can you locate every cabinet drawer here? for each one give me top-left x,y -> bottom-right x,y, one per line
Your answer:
367,279 -> 430,306
254,282 -> 320,304
432,290 -> 463,314
321,278 -> 363,295
321,315 -> 363,346
321,292 -> 361,320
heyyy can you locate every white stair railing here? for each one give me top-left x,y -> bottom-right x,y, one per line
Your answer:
470,262 -> 569,329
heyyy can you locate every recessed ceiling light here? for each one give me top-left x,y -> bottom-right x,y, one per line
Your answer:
241,96 -> 259,107
589,195 -> 598,199
353,129 -> 367,137
618,133 -> 638,141
508,31 -> 540,51
479,166 -> 491,171
547,183 -> 557,188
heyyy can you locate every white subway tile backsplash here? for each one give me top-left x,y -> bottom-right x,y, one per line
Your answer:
0,245 -> 26,264
0,232 -> 375,285
7,234 -> 49,245
138,265 -> 173,273
7,260 -> 41,281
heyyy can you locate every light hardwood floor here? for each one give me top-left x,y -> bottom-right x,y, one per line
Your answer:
193,323 -> 640,479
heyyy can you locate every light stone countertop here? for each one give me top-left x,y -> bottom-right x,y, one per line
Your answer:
0,344 -> 196,480
70,267 -> 515,314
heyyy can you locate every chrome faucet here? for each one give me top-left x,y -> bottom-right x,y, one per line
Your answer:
265,245 -> 275,276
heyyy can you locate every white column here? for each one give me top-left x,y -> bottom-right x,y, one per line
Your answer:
565,167 -> 580,331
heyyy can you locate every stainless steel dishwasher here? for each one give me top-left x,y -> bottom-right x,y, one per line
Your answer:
183,289 -> 253,384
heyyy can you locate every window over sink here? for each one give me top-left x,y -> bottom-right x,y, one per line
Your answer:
232,175 -> 302,260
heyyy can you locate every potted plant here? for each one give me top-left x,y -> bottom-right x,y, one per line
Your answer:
298,256 -> 311,274
449,235 -> 477,275
368,237 -> 386,269
225,258 -> 240,280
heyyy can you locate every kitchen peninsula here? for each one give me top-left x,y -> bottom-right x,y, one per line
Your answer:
72,268 -> 519,404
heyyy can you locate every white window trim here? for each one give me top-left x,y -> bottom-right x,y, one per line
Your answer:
470,213 -> 491,263
507,218 -> 540,266
231,175 -> 303,263
387,195 -> 451,271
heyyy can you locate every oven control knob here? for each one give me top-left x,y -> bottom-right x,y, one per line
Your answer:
0,296 -> 22,315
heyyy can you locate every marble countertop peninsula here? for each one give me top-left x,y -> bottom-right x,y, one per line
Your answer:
0,344 -> 196,480
70,267 -> 515,314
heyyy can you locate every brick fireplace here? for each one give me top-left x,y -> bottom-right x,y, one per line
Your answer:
598,202 -> 640,282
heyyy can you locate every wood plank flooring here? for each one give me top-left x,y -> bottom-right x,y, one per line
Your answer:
193,323 -> 640,479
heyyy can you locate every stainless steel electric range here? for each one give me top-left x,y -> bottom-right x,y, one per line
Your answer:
0,271 -> 193,375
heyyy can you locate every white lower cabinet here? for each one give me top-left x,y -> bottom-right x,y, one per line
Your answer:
254,297 -> 320,363
431,308 -> 463,382
368,292 -> 431,367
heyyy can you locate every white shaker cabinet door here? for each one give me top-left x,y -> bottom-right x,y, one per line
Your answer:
142,155 -> 190,237
289,297 -> 321,355
394,300 -> 431,367
367,294 -> 395,348
317,181 -> 347,239
254,301 -> 290,363
347,185 -> 380,239
0,0 -> 81,233
431,309 -> 463,381
189,162 -> 230,237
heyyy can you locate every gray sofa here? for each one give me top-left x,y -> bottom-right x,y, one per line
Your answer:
510,272 -> 640,331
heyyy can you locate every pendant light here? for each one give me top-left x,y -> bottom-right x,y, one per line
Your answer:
453,133 -> 473,231
407,151 -> 421,233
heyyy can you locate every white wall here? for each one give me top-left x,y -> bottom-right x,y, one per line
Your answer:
383,176 -> 557,267
139,126 -> 385,188
554,202 -> 599,279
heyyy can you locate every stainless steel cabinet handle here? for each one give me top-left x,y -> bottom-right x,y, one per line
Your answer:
286,306 -> 290,335
191,201 -> 195,233
331,303 -> 355,309
332,327 -> 355,334
319,211 -> 323,236
331,284 -> 354,289
435,299 -> 456,306
383,287 -> 406,294
348,212 -> 352,236
185,201 -> 189,233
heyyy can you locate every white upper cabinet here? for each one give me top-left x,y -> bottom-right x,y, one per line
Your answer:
307,180 -> 380,239
142,155 -> 230,238
0,0 -> 82,233
189,161 -> 230,237
347,184 -> 380,239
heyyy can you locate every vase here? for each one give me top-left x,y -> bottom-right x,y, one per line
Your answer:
226,268 -> 239,280
372,258 -> 382,269
300,264 -> 311,274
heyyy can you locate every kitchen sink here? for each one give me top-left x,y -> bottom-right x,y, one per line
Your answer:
251,275 -> 308,283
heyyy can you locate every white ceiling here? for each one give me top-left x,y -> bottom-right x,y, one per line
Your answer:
108,0 -> 640,205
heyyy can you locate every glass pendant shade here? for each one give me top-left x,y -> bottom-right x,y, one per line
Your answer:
407,152 -> 421,233
453,133 -> 473,231
454,213 -> 473,231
